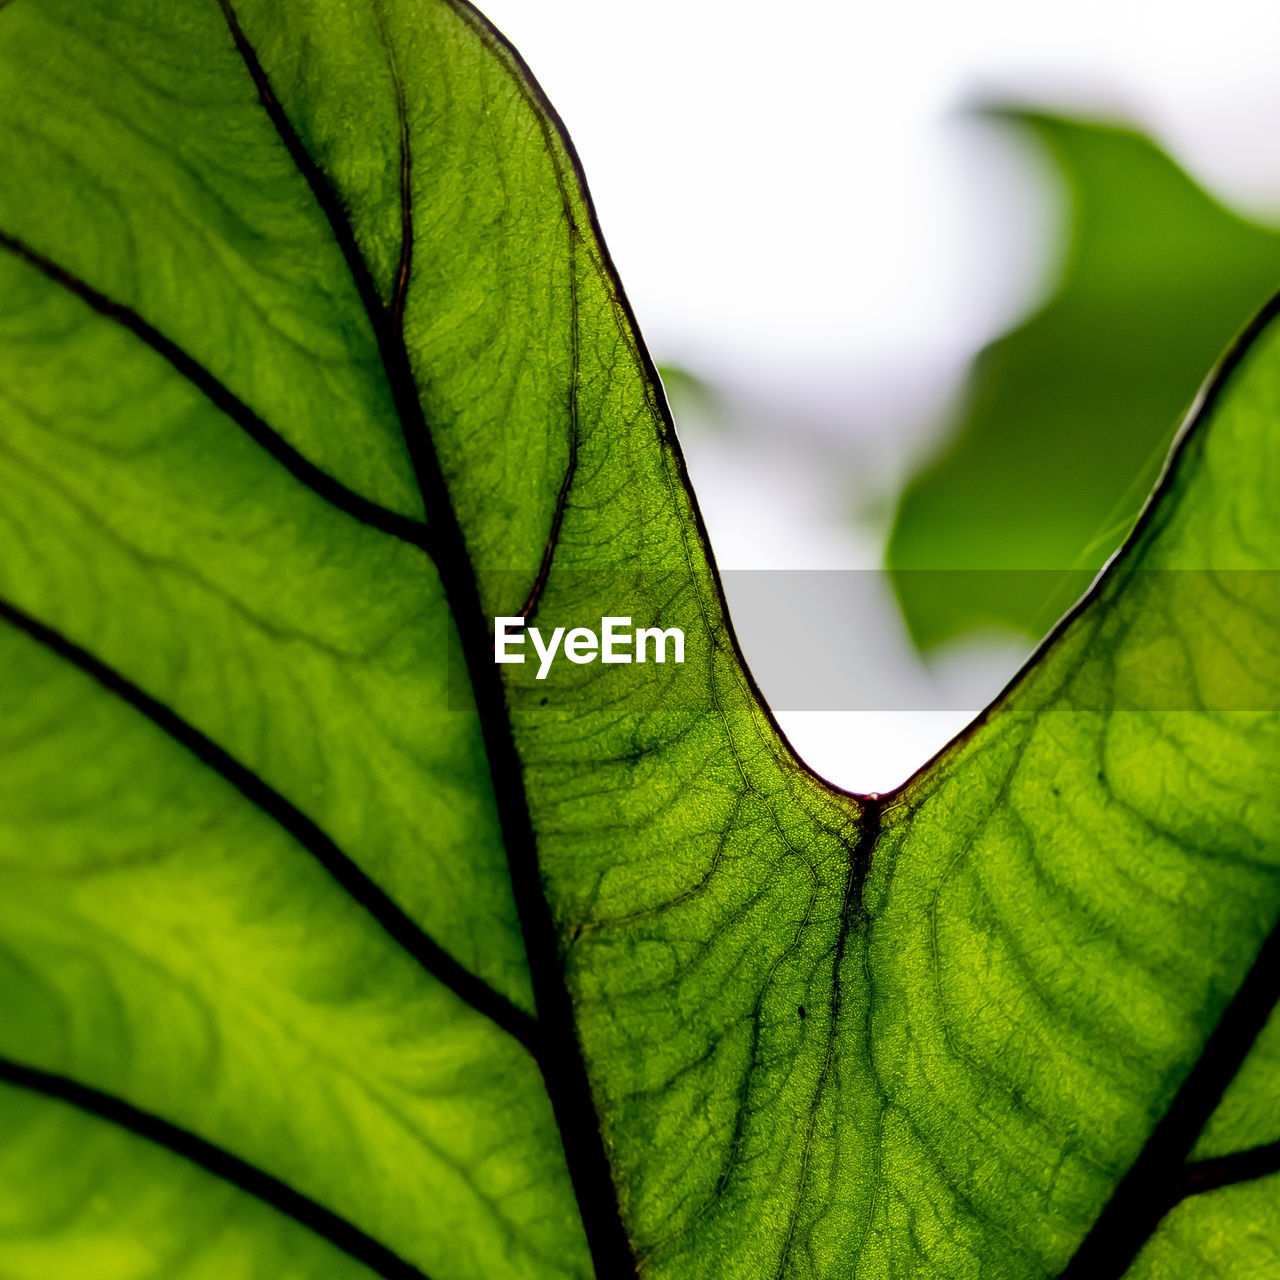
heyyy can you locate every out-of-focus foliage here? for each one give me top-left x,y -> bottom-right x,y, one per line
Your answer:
887,111 -> 1280,650
655,362 -> 718,421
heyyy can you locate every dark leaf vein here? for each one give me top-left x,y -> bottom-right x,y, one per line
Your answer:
0,596 -> 539,1054
0,1056 -> 434,1280
1174,1139 -> 1280,1202
1060,909 -> 1280,1278
0,230 -> 430,551
213,4 -> 636,1272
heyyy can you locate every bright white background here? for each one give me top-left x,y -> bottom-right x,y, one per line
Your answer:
480,0 -> 1280,793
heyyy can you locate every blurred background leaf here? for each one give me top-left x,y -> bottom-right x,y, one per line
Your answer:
656,363 -> 719,422
886,111 -> 1280,650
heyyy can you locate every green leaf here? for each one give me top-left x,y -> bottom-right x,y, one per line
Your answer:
886,111 -> 1280,650
1,6 -> 1279,1280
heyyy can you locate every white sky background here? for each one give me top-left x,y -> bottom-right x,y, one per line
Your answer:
480,0 -> 1280,794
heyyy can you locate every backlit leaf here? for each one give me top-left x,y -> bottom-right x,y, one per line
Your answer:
1,6 -> 1278,1280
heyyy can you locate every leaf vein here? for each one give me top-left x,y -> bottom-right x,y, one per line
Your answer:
0,596 -> 539,1053
212,4 -> 635,1270
0,229 -> 431,551
0,1056 -> 435,1280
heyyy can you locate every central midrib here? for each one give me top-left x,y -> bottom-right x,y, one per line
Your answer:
213,3 -> 639,1276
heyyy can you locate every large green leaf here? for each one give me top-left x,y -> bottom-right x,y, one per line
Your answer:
1,5 -> 1278,1280
886,112 -> 1280,650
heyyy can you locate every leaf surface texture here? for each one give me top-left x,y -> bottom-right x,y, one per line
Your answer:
1,6 -> 1279,1280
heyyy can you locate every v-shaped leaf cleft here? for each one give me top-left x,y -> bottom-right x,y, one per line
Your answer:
0,3 -> 1278,1279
